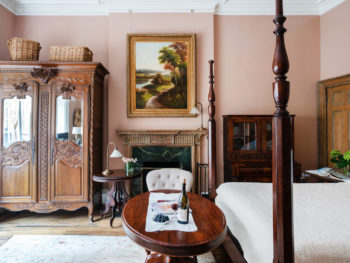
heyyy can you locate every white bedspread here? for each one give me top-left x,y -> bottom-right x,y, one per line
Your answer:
215,183 -> 350,263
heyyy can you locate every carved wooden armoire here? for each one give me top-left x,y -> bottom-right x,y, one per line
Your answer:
0,61 -> 108,221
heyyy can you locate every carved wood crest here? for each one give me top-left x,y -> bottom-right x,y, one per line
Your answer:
54,141 -> 82,168
60,83 -> 76,99
1,141 -> 32,166
31,67 -> 59,84
13,82 -> 29,99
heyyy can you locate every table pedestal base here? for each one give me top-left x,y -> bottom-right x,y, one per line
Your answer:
101,181 -> 129,227
145,251 -> 197,263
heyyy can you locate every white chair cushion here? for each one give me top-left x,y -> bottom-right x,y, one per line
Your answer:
146,168 -> 193,192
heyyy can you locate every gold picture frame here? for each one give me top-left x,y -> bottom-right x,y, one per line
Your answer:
127,34 -> 196,117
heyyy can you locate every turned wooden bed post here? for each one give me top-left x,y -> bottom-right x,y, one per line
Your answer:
208,60 -> 217,201
272,0 -> 294,262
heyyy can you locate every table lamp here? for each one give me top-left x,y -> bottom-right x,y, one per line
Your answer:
102,141 -> 123,176
72,126 -> 82,145
190,102 -> 206,130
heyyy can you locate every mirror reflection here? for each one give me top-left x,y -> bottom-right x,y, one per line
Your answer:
3,95 -> 32,148
56,95 -> 83,146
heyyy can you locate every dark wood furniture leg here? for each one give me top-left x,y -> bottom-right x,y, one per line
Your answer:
88,203 -> 94,224
110,182 -> 118,227
208,60 -> 216,201
110,181 -> 129,227
101,182 -> 116,217
272,0 -> 294,262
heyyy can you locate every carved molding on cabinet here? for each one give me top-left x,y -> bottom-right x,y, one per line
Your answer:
54,141 -> 82,168
39,91 -> 49,201
1,141 -> 31,166
11,202 -> 73,211
31,67 -> 59,84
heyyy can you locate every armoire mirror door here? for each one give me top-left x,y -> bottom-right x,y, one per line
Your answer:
0,82 -> 38,203
50,82 -> 89,202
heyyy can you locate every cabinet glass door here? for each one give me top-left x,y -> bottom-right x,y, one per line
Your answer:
233,122 -> 257,151
51,83 -> 88,202
0,83 -> 37,202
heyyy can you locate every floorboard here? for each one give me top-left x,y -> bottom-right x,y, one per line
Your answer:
0,208 -> 232,262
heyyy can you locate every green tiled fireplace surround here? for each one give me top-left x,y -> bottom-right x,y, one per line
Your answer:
132,146 -> 191,193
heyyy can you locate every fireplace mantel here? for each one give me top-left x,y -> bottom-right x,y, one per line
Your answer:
116,129 -> 207,146
115,129 -> 207,193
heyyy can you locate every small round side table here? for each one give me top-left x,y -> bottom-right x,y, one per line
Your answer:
93,169 -> 142,227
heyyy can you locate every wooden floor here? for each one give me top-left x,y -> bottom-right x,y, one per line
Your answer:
0,208 -> 232,262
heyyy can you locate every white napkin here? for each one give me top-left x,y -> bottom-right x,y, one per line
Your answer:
145,192 -> 198,232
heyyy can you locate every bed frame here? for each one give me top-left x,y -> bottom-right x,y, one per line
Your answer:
207,0 -> 294,262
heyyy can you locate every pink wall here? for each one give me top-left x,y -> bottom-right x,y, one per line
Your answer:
1,12 -> 321,184
0,5 -> 15,60
321,0 -> 350,79
107,13 -> 214,168
11,13 -> 214,170
214,15 -> 320,183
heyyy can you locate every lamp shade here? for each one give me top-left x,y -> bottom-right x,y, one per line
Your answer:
72,126 -> 82,135
110,148 -> 123,158
190,106 -> 200,114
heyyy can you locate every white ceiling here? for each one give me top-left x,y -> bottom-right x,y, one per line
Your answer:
0,0 -> 345,16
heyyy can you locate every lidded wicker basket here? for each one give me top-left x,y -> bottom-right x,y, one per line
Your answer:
49,46 -> 93,62
7,37 -> 41,61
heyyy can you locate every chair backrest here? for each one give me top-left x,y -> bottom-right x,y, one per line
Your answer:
146,168 -> 193,192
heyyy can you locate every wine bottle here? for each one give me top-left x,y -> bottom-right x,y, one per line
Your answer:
177,178 -> 189,224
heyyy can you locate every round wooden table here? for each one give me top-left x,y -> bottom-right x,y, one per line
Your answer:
93,169 -> 142,227
122,190 -> 227,262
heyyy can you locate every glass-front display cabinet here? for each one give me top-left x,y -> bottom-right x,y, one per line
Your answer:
0,62 -> 108,222
223,115 -> 298,182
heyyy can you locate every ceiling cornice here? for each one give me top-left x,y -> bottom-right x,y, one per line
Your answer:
215,1 -> 320,15
0,0 -> 346,16
318,0 -> 346,15
0,0 -> 17,14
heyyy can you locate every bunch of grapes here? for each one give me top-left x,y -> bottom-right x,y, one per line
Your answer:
153,213 -> 169,223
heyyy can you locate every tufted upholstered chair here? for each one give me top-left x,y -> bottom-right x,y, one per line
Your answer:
146,168 -> 193,192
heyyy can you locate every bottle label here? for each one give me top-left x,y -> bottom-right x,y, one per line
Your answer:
177,208 -> 188,222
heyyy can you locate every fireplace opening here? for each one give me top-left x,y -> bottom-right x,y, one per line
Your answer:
131,146 -> 191,195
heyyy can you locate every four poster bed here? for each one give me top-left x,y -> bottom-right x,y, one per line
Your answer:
207,1 -> 350,263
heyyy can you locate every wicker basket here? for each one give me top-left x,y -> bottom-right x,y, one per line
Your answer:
7,37 -> 41,61
49,46 -> 93,62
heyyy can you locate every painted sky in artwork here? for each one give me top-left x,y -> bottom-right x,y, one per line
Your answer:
136,42 -> 173,71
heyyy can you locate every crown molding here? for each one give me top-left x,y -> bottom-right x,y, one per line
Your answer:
0,0 -> 17,14
0,0 -> 346,16
5,0 -> 218,16
215,1 -> 320,15
318,0 -> 346,15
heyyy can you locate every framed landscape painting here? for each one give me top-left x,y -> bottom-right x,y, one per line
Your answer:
127,34 -> 196,117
